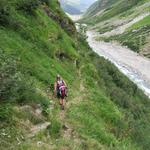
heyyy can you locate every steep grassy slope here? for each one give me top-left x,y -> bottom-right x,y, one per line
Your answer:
0,0 -> 150,150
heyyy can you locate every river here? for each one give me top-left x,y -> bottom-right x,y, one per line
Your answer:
87,31 -> 150,98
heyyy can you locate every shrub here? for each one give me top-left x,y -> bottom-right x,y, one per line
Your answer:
41,97 -> 51,116
57,31 -> 63,40
40,0 -> 50,6
131,119 -> 150,150
0,50 -> 19,101
0,50 -> 48,104
110,87 -> 131,109
0,104 -> 13,122
0,50 -> 31,102
17,0 -> 41,15
0,0 -> 11,26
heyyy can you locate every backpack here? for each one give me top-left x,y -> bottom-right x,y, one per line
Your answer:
57,80 -> 66,97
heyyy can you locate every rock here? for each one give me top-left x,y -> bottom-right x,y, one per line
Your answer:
37,141 -> 43,146
1,132 -> 7,136
35,108 -> 42,115
62,124 -> 69,130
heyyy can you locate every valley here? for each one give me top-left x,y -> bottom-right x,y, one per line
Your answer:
81,0 -> 150,57
0,0 -> 150,150
75,0 -> 150,97
87,30 -> 150,98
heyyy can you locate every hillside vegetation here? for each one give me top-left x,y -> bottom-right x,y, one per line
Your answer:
84,0 -> 120,18
0,0 -> 150,150
81,0 -> 150,57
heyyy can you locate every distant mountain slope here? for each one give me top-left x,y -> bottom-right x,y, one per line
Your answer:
81,0 -> 150,57
83,0 -> 149,24
59,0 -> 97,14
84,0 -> 120,17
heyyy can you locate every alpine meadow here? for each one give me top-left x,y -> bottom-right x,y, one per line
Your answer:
0,0 -> 150,150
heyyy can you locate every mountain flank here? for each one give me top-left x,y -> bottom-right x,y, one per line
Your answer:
0,0 -> 150,149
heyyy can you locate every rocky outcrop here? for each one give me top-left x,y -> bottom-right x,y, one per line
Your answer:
43,6 -> 76,36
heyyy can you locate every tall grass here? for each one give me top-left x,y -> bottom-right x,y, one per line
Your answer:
0,0 -> 150,150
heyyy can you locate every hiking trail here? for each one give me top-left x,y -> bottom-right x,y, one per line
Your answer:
58,65 -> 85,144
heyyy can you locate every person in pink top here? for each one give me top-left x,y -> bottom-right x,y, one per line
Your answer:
54,74 -> 67,110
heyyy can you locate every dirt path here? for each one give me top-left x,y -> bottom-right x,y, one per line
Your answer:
87,31 -> 150,97
57,90 -> 75,140
59,109 -> 72,139
58,65 -> 86,142
57,95 -> 75,141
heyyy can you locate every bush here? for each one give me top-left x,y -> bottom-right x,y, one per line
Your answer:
0,104 -> 13,122
131,119 -> 150,150
110,87 -> 131,109
0,0 -> 11,26
0,50 -> 19,101
17,0 -> 41,15
0,50 -> 48,104
0,50 -> 31,102
40,0 -> 50,6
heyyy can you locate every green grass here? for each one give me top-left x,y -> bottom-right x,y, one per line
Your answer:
128,15 -> 150,30
81,0 -> 150,28
97,25 -> 116,34
81,0 -> 147,25
65,48 -> 150,150
97,24 -> 150,54
81,0 -> 150,56
95,15 -> 150,54
0,0 -> 150,150
84,0 -> 120,18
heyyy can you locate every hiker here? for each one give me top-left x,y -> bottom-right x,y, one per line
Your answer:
54,75 -> 67,110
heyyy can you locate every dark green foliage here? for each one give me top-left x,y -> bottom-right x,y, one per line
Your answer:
0,0 -> 10,26
88,52 -> 150,149
41,98 -> 51,116
0,50 -> 25,102
40,0 -> 51,6
0,104 -> 13,122
0,50 -> 49,105
0,50 -> 19,101
110,87 -> 131,108
17,0 -> 41,15
131,119 -> 150,150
